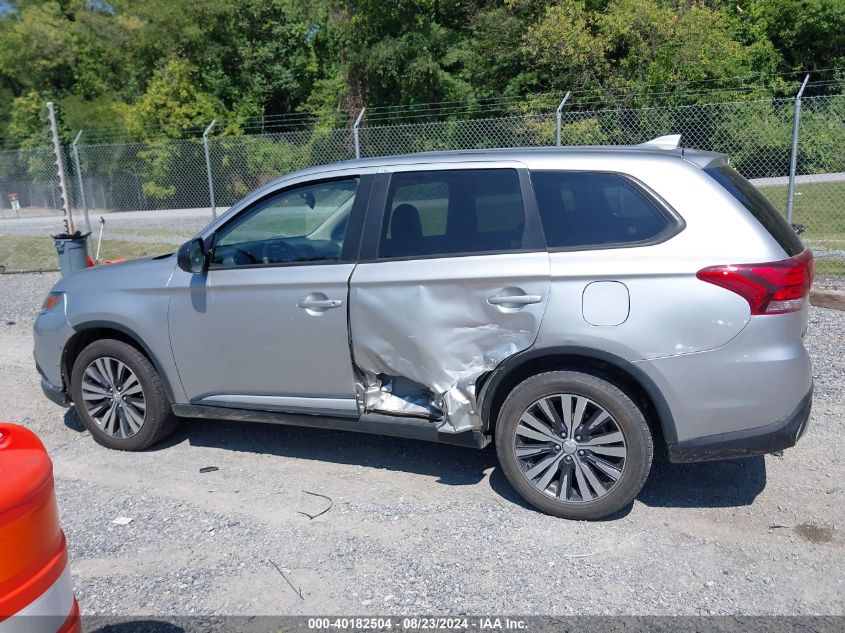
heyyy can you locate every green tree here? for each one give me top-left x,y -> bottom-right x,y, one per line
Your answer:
0,0 -> 842,146
126,59 -> 221,140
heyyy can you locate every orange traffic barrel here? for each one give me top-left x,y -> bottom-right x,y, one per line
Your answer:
0,424 -> 79,633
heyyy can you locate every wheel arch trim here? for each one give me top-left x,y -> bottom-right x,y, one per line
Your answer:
62,320 -> 180,402
477,345 -> 679,444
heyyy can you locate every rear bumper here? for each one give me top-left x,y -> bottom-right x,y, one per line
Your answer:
633,309 -> 812,444
668,386 -> 812,463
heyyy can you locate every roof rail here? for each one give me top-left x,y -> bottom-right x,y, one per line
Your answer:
639,134 -> 682,149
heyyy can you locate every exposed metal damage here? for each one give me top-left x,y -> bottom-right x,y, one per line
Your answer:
360,374 -> 445,421
349,277 -> 547,433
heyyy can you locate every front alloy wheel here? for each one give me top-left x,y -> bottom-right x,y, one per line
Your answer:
80,356 -> 146,438
71,338 -> 177,451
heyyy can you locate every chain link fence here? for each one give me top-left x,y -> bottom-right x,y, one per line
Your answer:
360,113 -> 558,155
1,95 -> 843,274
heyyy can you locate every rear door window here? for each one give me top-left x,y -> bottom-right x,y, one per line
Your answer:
530,171 -> 672,249
378,169 -> 525,258
705,166 -> 804,256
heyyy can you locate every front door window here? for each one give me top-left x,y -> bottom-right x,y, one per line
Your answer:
211,177 -> 359,267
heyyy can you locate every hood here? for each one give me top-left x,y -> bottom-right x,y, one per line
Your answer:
51,253 -> 178,296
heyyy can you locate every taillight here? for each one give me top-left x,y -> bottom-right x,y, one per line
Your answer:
696,249 -> 814,315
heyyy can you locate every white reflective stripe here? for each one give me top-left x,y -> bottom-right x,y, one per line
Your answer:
0,566 -> 75,633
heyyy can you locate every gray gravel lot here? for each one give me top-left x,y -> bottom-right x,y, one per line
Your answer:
0,272 -> 843,617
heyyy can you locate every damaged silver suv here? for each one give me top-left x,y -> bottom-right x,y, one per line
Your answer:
34,138 -> 814,519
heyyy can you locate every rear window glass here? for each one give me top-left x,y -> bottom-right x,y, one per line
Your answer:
705,166 -> 804,256
530,171 -> 671,248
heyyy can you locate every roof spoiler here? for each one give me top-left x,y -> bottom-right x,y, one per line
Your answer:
639,134 -> 682,149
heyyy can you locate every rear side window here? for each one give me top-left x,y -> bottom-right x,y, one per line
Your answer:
705,166 -> 804,256
378,169 -> 525,258
530,171 -> 671,249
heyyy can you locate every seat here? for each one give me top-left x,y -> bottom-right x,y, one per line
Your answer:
391,203 -> 423,240
382,203 -> 424,256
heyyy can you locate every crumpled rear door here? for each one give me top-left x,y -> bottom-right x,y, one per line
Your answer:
348,164 -> 551,433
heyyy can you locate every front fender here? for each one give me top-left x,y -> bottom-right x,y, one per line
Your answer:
58,256 -> 186,403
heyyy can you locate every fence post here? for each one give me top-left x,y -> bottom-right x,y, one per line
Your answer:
555,92 -> 571,147
353,108 -> 366,159
203,119 -> 217,220
71,130 -> 91,235
787,74 -> 810,224
46,102 -> 74,234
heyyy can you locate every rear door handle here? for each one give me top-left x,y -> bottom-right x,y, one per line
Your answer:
487,294 -> 543,307
298,298 -> 343,310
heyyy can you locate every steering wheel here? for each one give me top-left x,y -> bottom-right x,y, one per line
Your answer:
262,239 -> 297,264
232,247 -> 260,265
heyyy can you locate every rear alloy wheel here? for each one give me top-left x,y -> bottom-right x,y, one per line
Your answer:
71,338 -> 177,451
496,371 -> 653,520
516,393 -> 627,502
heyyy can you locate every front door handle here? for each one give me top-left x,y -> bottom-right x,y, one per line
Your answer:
298,297 -> 343,311
488,294 -> 543,307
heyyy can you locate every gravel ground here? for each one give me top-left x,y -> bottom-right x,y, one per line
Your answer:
813,274 -> 845,293
1,272 -> 843,617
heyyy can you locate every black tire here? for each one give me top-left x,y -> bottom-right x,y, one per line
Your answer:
70,338 -> 177,451
495,370 -> 653,520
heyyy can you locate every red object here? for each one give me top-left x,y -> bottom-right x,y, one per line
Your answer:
57,599 -> 81,633
697,249 -> 814,315
0,424 -> 79,630
86,255 -> 94,268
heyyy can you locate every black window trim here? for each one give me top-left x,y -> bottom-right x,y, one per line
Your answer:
703,165 -> 804,257
205,174 -> 373,271
528,169 -> 685,253
358,167 -> 546,263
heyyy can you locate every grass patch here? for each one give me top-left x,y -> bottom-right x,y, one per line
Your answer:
814,258 -> 845,276
0,235 -> 173,272
758,181 -> 845,241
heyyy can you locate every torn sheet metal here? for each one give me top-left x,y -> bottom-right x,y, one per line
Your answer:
349,254 -> 551,433
362,375 -> 445,420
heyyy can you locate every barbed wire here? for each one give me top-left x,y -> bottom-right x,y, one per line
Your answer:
1,69 -> 842,148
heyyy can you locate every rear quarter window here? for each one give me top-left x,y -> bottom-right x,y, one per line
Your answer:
530,171 -> 673,249
704,166 -> 804,257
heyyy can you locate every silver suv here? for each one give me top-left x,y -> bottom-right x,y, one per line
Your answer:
33,138 -> 814,520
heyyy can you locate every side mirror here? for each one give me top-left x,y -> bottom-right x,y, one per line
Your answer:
177,238 -> 208,274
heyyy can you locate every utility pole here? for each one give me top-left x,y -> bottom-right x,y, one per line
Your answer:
353,108 -> 366,159
47,102 -> 74,234
71,130 -> 91,234
555,92 -> 571,147
786,74 -> 811,224
203,119 -> 218,220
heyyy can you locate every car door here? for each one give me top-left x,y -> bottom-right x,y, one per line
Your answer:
348,162 -> 551,433
167,172 -> 371,416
